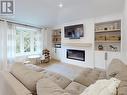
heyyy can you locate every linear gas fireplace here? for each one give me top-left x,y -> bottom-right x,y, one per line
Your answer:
67,49 -> 85,61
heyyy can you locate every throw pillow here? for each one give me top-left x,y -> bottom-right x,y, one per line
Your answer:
80,78 -> 121,95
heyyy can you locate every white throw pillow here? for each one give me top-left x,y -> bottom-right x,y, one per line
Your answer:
80,78 -> 120,95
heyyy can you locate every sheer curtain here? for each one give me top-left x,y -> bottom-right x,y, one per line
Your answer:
37,30 -> 43,53
7,23 -> 16,67
0,20 -> 16,71
0,21 -> 7,70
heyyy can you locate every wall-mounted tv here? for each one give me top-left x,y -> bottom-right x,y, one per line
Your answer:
64,24 -> 84,39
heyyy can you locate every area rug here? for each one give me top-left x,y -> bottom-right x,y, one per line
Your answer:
44,63 -> 84,80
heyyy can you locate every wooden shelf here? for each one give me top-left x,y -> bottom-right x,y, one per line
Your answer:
95,29 -> 120,33
62,43 -> 92,47
52,35 -> 61,37
53,42 -> 61,44
95,50 -> 120,52
95,41 -> 121,43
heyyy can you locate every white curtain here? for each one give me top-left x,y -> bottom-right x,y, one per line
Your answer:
41,28 -> 51,50
7,23 -> 16,66
34,29 -> 43,54
0,21 -> 7,70
41,28 -> 47,49
0,21 -> 16,71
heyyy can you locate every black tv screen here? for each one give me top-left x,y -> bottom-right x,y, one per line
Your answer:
64,24 -> 84,39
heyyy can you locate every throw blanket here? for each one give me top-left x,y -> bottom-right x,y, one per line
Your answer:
80,78 -> 120,95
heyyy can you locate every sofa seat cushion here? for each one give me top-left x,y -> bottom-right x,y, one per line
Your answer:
65,82 -> 87,95
37,78 -> 71,95
10,63 -> 43,94
41,70 -> 72,89
74,68 -> 106,86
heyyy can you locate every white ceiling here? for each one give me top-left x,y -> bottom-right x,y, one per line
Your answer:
0,0 -> 125,27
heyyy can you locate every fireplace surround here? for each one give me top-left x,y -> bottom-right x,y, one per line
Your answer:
67,49 -> 85,61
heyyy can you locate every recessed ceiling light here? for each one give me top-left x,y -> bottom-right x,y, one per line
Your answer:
58,3 -> 63,8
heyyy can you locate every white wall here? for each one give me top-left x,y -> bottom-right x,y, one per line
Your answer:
60,19 -> 94,68
52,13 -> 124,69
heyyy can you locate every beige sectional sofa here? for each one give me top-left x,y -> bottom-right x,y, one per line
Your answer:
0,71 -> 32,95
0,59 -> 127,95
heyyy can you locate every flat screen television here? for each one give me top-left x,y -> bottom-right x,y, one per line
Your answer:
64,24 -> 84,39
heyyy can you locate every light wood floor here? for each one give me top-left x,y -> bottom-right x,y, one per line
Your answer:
37,59 -> 61,68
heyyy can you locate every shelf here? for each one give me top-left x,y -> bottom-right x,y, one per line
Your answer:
52,35 -> 61,36
95,29 -> 120,33
53,42 -> 61,43
94,20 -> 121,52
62,43 -> 92,47
95,41 -> 121,43
52,29 -> 61,48
95,50 -> 120,52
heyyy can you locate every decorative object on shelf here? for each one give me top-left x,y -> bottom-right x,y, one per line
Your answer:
41,49 -> 50,63
98,45 -> 103,50
106,35 -> 121,41
108,25 -> 114,30
95,35 -> 106,41
113,23 -> 118,29
109,45 -> 118,52
104,26 -> 108,31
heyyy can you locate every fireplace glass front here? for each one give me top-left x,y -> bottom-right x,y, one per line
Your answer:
67,49 -> 85,61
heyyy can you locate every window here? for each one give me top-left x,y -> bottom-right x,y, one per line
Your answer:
16,26 -> 41,55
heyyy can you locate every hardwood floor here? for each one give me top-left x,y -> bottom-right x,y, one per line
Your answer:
37,59 -> 61,68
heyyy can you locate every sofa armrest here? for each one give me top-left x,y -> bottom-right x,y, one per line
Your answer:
0,71 -> 32,95
37,78 -> 71,95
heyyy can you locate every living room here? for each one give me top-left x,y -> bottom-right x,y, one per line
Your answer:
0,0 -> 127,95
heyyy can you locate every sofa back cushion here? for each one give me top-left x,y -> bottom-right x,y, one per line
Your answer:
65,82 -> 87,95
37,78 -> 71,95
107,59 -> 127,81
107,59 -> 127,95
74,68 -> 106,87
10,63 -> 43,94
41,70 -> 72,89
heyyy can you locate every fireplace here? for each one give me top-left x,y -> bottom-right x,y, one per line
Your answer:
67,49 -> 85,61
